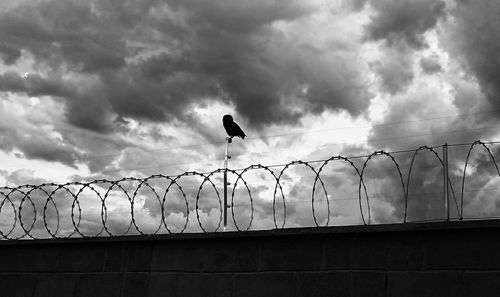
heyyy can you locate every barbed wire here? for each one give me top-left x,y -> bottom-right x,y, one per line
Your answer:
1,140 -> 500,240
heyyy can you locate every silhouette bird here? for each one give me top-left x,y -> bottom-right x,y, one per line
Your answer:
223,114 -> 246,143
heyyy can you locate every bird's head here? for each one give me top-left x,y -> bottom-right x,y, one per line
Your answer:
223,114 -> 233,123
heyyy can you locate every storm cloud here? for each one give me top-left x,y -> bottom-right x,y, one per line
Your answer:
420,55 -> 442,75
2,0 -> 500,231
371,42 -> 415,94
363,0 -> 446,94
0,0 -> 373,133
365,0 -> 446,48
442,1 -> 500,114
361,0 -> 500,223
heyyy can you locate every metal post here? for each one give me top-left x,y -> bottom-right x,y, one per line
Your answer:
223,137 -> 230,231
443,143 -> 450,221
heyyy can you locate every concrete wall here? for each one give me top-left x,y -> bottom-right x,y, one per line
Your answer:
2,220 -> 500,297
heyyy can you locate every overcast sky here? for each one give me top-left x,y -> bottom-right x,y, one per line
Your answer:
1,0 -> 500,235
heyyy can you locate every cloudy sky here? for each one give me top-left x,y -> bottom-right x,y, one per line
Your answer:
1,0 -> 500,235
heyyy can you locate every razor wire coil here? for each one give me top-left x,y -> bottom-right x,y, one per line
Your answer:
1,141 -> 499,240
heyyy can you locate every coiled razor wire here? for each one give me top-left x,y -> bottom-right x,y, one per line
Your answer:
0,140 -> 500,240
405,146 -> 459,223
461,140 -> 500,220
315,156 -> 370,225
359,150 -> 406,223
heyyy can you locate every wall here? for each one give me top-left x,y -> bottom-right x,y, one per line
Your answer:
1,220 -> 500,297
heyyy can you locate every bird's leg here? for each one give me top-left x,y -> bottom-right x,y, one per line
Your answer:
228,136 -> 233,143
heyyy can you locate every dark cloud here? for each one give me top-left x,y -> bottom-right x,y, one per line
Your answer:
0,0 -> 373,133
178,0 -> 313,34
365,0 -> 446,48
441,1 -> 500,113
364,0 -> 445,95
0,139 -> 75,171
371,42 -> 414,94
0,71 -> 115,132
0,71 -> 69,97
420,55 -> 442,75
0,43 -> 21,65
367,1 -> 500,150
360,0 -> 500,222
451,79 -> 490,114
0,110 -> 79,167
341,0 -> 369,12
0,0 -> 130,71
152,0 -> 371,127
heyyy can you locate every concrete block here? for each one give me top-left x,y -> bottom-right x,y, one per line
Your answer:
323,235 -> 352,270
177,273 -> 233,297
59,244 -> 106,272
199,238 -> 259,272
296,272 -> 350,297
425,229 -> 500,269
0,274 -> 37,297
234,273 -> 296,297
148,273 -> 178,297
125,243 -> 153,272
463,272 -> 500,297
351,234 -> 388,269
74,273 -> 122,297
0,246 -> 22,272
260,236 -> 323,271
352,272 -> 386,297
151,241 -> 202,272
0,245 -> 61,272
29,245 -> 63,272
34,274 -> 78,297
387,272 -> 464,297
123,273 -> 150,297
387,233 -> 424,270
104,244 -> 126,272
